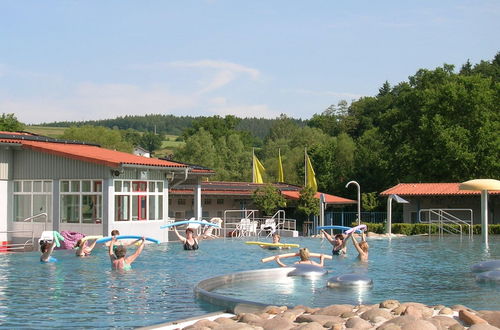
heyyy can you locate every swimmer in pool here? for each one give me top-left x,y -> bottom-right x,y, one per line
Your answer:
274,248 -> 325,267
109,236 -> 145,271
75,238 -> 98,257
260,233 -> 289,250
350,230 -> 369,262
321,229 -> 348,256
40,239 -> 57,263
174,227 -> 201,250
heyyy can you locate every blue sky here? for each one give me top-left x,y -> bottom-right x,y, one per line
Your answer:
1,1 -> 498,124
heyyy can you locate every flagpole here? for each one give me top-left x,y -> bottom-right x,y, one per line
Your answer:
304,148 -> 307,187
252,148 -> 255,183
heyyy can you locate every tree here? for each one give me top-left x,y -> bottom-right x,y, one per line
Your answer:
252,184 -> 287,216
296,186 -> 319,218
60,125 -> 133,152
361,192 -> 380,212
174,128 -> 217,169
0,113 -> 24,131
139,131 -> 164,155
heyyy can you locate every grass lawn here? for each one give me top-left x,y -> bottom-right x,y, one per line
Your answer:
25,126 -> 66,138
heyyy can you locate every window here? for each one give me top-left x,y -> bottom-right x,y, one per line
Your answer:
178,199 -> 186,205
114,180 -> 164,222
60,180 -> 102,224
217,199 -> 224,205
204,199 -> 212,205
13,180 -> 52,222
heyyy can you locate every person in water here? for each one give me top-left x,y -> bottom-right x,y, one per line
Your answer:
75,238 -> 98,257
321,229 -> 348,255
274,247 -> 325,267
174,227 -> 200,250
109,236 -> 145,270
350,230 -> 369,262
40,239 -> 57,263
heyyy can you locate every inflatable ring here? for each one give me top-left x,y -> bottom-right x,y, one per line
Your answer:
475,270 -> 500,282
287,264 -> 327,277
327,273 -> 373,288
471,260 -> 500,273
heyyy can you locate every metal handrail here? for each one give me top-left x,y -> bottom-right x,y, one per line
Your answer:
419,209 -> 473,238
23,212 -> 49,231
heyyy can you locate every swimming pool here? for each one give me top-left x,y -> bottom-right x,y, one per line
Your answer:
0,235 -> 498,328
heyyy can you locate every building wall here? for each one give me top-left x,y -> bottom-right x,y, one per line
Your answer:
168,195 -> 257,220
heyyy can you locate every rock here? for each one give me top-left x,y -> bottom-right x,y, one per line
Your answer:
183,326 -> 211,330
291,322 -> 324,330
399,303 -> 434,318
288,307 -> 307,317
377,315 -> 418,329
264,306 -> 286,315
191,319 -> 220,328
480,311 -> 500,328
459,310 -> 488,326
360,307 -> 394,323
376,325 -> 402,330
469,325 -> 500,330
213,324 -> 261,330
214,317 -> 237,325
341,311 -> 357,318
237,313 -> 264,326
400,319 -> 437,330
429,315 -> 461,328
345,316 -> 372,329
295,314 -> 344,326
403,306 -> 423,319
452,305 -> 475,312
274,311 -> 297,322
449,325 -> 466,330
439,307 -> 453,315
261,317 -> 295,330
313,304 -> 354,316
381,300 -> 400,309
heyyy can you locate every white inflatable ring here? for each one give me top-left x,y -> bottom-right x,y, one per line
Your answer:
287,264 -> 327,277
475,270 -> 500,282
327,273 -> 373,288
471,260 -> 500,273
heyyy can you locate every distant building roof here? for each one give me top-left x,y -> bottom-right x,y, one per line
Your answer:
171,181 -> 356,204
0,131 -> 214,173
380,183 -> 500,196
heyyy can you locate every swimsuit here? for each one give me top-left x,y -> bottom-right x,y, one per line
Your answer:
183,239 -> 199,250
122,261 -> 131,271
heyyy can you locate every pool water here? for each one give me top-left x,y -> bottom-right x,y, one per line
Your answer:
0,235 -> 498,328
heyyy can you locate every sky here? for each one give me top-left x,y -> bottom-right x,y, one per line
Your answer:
0,1 -> 498,125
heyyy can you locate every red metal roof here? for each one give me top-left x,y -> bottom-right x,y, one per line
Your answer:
380,183 -> 500,196
171,181 -> 356,204
0,133 -> 214,173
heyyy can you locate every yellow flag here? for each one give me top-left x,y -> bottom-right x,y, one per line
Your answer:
305,153 -> 317,192
253,154 -> 265,183
277,149 -> 284,182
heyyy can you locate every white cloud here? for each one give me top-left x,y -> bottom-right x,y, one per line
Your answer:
169,60 -> 260,79
287,88 -> 363,100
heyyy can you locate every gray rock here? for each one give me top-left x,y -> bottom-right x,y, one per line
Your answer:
214,317 -> 237,325
469,325 -> 500,330
451,305 -> 475,312
429,315 -> 461,328
291,322 -> 325,330
237,313 -> 264,326
400,319 -> 437,330
345,316 -> 372,329
377,315 -> 418,329
380,300 -> 401,309
213,324 -> 261,330
448,324 -> 466,330
313,304 -> 354,316
261,317 -> 295,330
439,307 -> 453,315
360,307 -> 394,322
274,311 -> 297,322
295,314 -> 344,326
341,311 -> 358,318
183,326 -> 211,330
190,319 -> 220,328
481,311 -> 500,328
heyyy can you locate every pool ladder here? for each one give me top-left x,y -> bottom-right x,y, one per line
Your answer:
418,209 -> 473,238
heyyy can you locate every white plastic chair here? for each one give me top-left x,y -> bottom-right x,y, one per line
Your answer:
203,217 -> 222,238
258,218 -> 276,237
234,218 -> 251,237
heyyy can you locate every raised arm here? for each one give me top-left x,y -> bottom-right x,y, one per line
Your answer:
174,227 -> 186,243
125,238 -> 145,265
87,239 -> 98,252
351,233 -> 363,255
320,229 -> 335,245
318,254 -> 325,267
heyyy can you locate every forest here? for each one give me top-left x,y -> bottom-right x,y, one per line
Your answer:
2,53 -> 499,210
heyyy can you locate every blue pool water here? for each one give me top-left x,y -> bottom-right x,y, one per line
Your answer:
0,235 -> 498,328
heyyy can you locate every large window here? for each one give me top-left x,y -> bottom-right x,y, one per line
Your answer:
13,180 -> 52,222
114,180 -> 163,221
60,180 -> 102,224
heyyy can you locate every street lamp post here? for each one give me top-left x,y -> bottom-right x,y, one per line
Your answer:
346,181 -> 361,226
